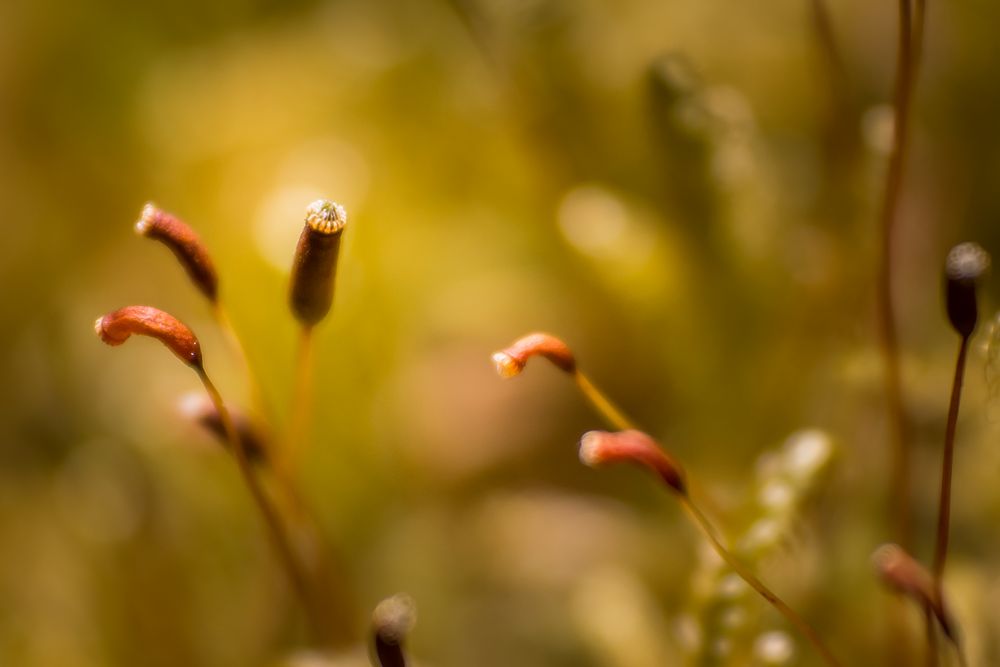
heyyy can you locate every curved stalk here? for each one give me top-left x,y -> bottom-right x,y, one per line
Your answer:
573,371 -> 636,431
681,497 -> 843,667
932,336 -> 968,587
572,371 -> 724,518
879,0 -> 925,549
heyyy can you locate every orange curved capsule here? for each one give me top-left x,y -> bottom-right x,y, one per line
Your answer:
579,429 -> 686,494
492,332 -> 577,378
95,305 -> 202,368
136,203 -> 219,303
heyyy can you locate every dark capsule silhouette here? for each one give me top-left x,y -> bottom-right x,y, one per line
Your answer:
872,543 -> 956,642
372,594 -> 415,667
944,242 -> 990,337
136,203 -> 219,303
180,394 -> 268,463
289,200 -> 347,327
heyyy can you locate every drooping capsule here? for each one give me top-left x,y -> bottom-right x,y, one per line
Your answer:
579,429 -> 686,495
492,332 -> 577,378
95,305 -> 202,368
136,203 -> 219,303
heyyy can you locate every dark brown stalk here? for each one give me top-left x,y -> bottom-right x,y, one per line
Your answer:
932,336 -> 968,587
923,242 -> 988,664
878,0 -> 920,551
929,336 -> 970,667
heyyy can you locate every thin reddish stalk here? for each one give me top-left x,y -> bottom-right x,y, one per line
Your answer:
878,0 -> 919,550
932,336 -> 968,586
681,497 -> 843,667
197,367 -> 325,641
573,371 -> 635,432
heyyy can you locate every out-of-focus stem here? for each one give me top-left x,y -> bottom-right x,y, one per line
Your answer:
877,2 -> 927,662
924,603 -> 939,667
283,326 -> 316,474
212,307 -> 357,646
274,464 -> 359,647
879,0 -> 921,550
681,496 -> 843,667
913,0 -> 927,67
809,0 -> 845,86
197,367 -> 325,642
808,0 -> 849,126
807,0 -> 857,186
213,303 -> 271,426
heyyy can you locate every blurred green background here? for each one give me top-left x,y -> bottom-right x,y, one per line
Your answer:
3,0 -> 1000,664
